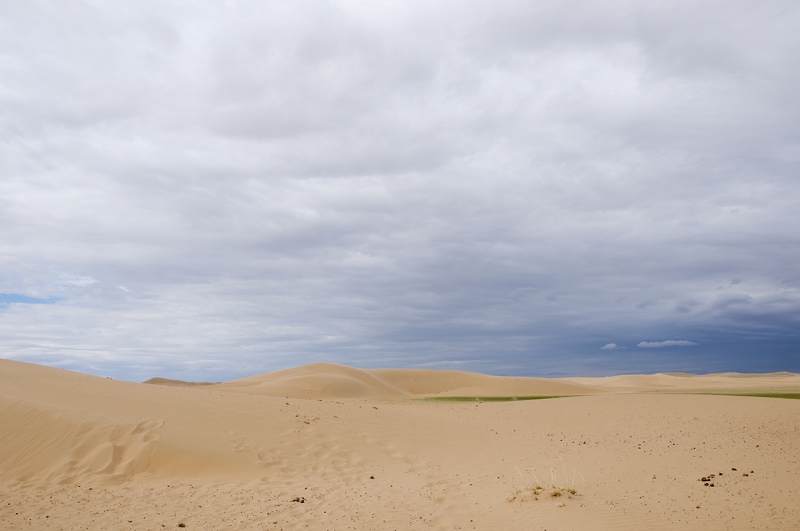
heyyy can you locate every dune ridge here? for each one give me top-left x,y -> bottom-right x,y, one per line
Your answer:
143,377 -> 216,387
153,362 -> 800,399
210,362 -> 599,399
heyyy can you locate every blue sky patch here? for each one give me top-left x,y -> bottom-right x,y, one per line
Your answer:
0,293 -> 59,306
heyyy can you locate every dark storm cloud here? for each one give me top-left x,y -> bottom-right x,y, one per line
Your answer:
1,0 -> 798,380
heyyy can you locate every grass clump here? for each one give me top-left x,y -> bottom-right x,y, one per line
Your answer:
507,461 -> 581,503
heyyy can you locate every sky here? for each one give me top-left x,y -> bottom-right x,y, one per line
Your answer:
1,0 -> 799,382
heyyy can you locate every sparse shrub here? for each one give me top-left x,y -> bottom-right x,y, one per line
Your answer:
507,462 -> 582,502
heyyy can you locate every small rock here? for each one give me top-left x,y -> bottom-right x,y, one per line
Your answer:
731,468 -> 737,471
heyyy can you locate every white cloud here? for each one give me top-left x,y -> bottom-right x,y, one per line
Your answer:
601,343 -> 618,350
56,272 -> 98,288
637,340 -> 698,348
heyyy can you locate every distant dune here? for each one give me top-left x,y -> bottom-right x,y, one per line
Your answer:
145,362 -> 800,399
205,362 -> 598,399
2,357 -> 799,530
143,377 -> 217,387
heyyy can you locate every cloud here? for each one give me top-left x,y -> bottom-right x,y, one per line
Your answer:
601,343 -> 618,350
57,273 -> 98,288
0,0 -> 798,380
638,340 -> 699,348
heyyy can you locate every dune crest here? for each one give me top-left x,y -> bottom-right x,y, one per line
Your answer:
211,362 -> 597,399
144,363 -> 800,399
214,362 -> 411,399
143,377 -> 216,387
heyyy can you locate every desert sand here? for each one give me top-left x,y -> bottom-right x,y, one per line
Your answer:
2,359 -> 799,530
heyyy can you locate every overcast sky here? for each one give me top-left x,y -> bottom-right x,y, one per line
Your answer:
1,0 -> 799,381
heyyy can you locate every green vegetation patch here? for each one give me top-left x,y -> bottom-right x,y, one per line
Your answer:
422,395 -> 565,402
715,393 -> 800,400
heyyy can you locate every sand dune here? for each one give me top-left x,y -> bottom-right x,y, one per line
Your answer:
143,377 -> 217,387
213,363 -> 411,399
568,371 -> 800,393
2,358 -> 799,530
211,362 -> 598,399
156,363 -> 800,399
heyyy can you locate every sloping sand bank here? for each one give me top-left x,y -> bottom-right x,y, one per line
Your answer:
2,358 -> 799,530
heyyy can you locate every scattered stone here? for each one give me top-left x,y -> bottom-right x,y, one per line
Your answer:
292,497 -> 306,503
370,476 -> 375,479
731,468 -> 737,471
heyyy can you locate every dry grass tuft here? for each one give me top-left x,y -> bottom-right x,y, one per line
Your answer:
507,463 -> 581,502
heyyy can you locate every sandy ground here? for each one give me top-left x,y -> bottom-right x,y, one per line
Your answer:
2,359 -> 800,530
